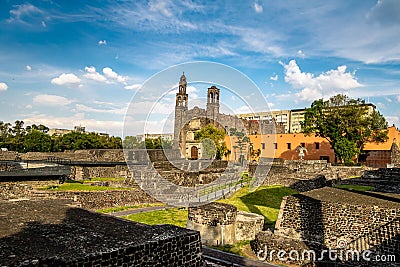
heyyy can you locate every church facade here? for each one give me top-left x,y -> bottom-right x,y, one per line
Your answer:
173,73 -> 283,160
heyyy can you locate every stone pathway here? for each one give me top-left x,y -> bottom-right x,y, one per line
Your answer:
203,247 -> 278,267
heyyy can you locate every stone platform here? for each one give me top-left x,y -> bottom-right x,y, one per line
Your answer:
0,199 -> 204,267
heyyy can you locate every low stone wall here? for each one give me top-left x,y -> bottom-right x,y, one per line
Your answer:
86,165 -> 129,179
187,203 -> 264,246
289,175 -> 327,192
0,151 -> 19,160
35,189 -> 158,210
249,160 -> 369,188
235,211 -> 264,242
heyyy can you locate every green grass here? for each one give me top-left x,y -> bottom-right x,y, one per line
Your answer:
334,184 -> 374,191
96,203 -> 165,214
123,208 -> 188,228
211,240 -> 251,257
218,185 -> 298,227
84,177 -> 125,182
198,172 -> 253,196
40,180 -> 131,191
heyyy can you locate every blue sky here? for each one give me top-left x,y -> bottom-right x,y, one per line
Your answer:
0,0 -> 400,136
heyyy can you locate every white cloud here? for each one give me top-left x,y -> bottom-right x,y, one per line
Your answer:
51,73 -> 81,86
41,21 -> 46,27
33,94 -> 74,106
386,115 -> 399,127
253,2 -> 263,13
0,82 -> 8,91
98,40 -> 107,45
376,102 -> 385,109
83,66 -> 107,82
103,67 -> 127,84
124,84 -> 142,90
297,50 -> 305,58
270,74 -> 278,81
83,66 -> 128,85
282,60 -> 362,101
26,65 -> 32,71
397,95 -> 400,103
149,1 -> 173,17
75,104 -> 127,115
7,3 -> 42,23
235,105 -> 252,114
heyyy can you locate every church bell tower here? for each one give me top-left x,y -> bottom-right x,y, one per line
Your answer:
206,85 -> 220,123
173,73 -> 188,149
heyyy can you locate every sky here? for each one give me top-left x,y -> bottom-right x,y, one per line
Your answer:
1,0 -> 400,137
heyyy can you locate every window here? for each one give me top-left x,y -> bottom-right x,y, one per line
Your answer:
287,143 -> 291,149
315,142 -> 320,149
274,143 -> 278,149
261,143 -> 265,150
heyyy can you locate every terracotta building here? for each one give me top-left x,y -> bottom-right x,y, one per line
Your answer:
225,126 -> 400,167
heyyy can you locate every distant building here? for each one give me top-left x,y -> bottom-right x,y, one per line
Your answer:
48,128 -> 72,136
74,125 -> 86,133
48,126 -> 109,137
237,103 -> 376,134
136,133 -> 174,143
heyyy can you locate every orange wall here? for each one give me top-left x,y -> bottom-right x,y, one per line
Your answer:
224,126 -> 400,163
250,133 -> 335,162
225,133 -> 335,162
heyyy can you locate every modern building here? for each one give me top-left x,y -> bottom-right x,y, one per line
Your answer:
237,103 -> 377,134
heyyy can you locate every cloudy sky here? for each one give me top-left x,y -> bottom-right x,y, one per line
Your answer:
1,0 -> 400,136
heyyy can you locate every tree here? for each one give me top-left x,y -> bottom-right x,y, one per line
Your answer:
301,94 -> 388,164
229,128 -> 250,162
123,136 -> 144,149
195,124 -> 228,160
23,129 -> 52,152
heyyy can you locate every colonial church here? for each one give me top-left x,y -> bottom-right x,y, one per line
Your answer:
173,73 -> 283,160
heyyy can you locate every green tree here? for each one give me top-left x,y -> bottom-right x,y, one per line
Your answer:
301,94 -> 388,164
0,121 -> 12,149
143,137 -> 172,149
195,124 -> 228,160
23,129 -> 52,152
229,128 -> 250,162
123,136 -> 142,149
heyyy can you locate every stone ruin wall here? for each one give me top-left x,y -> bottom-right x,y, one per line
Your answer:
391,142 -> 400,167
249,160 -> 369,188
254,188 -> 400,266
275,194 -> 400,248
187,203 -> 264,246
0,180 -> 158,210
0,200 -> 205,267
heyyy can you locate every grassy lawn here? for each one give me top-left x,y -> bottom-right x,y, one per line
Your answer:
96,203 -> 165,214
40,180 -> 131,191
218,185 -> 298,227
121,185 -> 297,229
211,240 -> 252,257
334,184 -> 374,191
122,208 -> 188,228
83,177 -> 125,183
